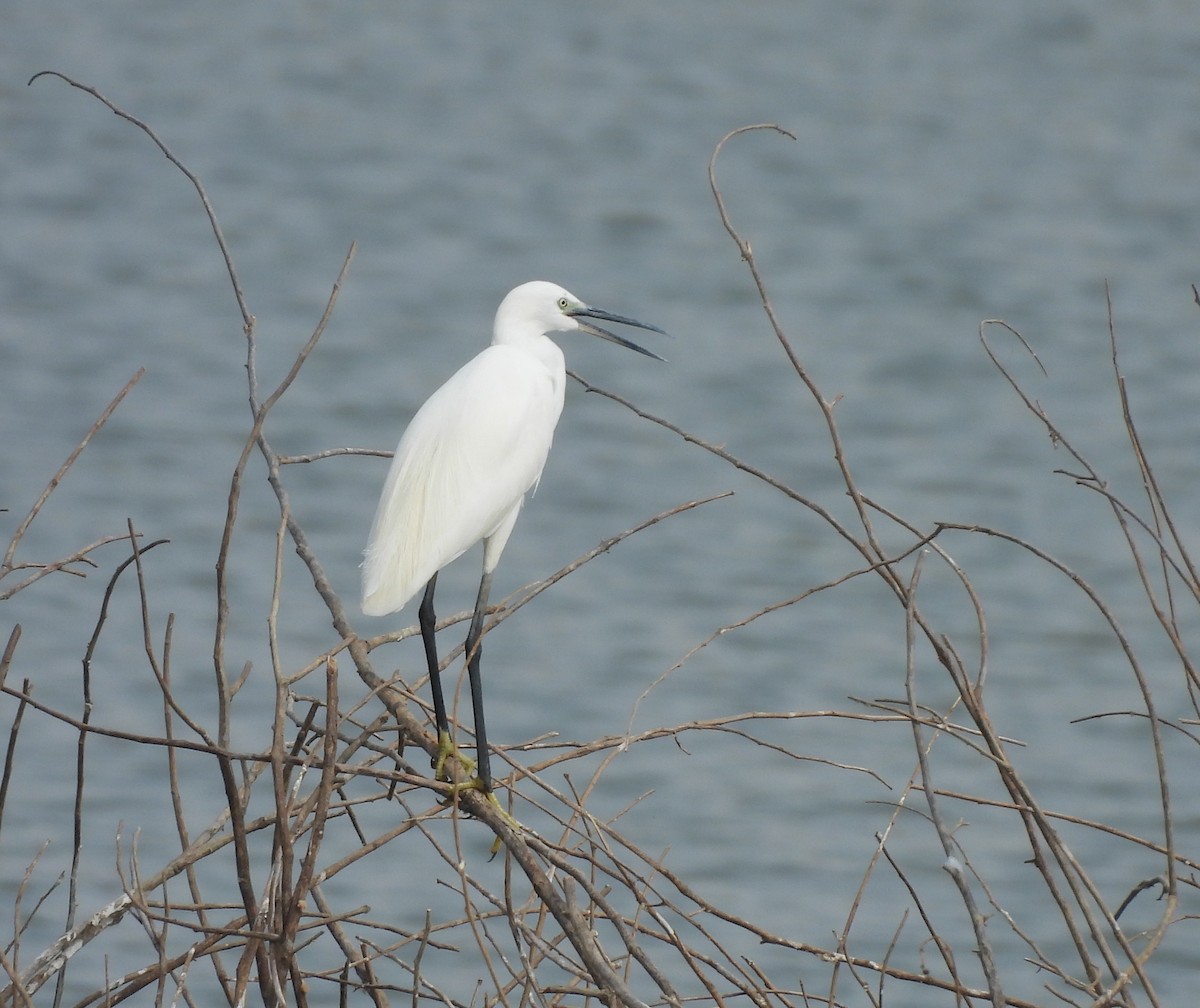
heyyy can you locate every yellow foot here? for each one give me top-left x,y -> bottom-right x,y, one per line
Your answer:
441,775 -> 486,798
437,777 -> 523,841
432,730 -> 476,782
473,791 -> 523,857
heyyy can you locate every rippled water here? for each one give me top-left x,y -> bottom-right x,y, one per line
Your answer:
4,3 -> 1200,1003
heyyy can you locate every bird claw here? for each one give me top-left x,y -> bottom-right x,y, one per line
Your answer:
439,775 -> 486,800
485,791 -> 521,828
431,760 -> 523,848
430,733 -> 522,842
432,730 -> 476,782
432,731 -> 492,807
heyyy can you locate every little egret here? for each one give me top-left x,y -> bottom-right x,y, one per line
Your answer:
362,280 -> 666,796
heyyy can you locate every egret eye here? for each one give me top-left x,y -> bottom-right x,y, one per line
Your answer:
557,297 -> 569,310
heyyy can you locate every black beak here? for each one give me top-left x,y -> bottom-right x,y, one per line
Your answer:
567,304 -> 669,362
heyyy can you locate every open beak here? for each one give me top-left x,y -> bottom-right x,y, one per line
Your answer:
567,304 -> 669,362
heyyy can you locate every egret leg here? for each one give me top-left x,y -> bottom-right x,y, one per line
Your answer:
418,575 -> 457,780
464,568 -> 495,795
447,569 -> 524,839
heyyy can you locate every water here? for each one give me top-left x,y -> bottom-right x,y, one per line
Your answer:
3,2 -> 1199,1004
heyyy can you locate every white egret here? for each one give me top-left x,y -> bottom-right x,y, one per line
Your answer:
362,280 -> 666,796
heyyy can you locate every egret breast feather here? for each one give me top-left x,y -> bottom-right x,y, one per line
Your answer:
361,342 -> 564,616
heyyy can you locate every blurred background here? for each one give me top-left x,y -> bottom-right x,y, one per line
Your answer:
3,3 -> 1199,1003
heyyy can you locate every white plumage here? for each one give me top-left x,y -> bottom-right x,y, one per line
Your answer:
361,339 -> 564,616
360,279 -> 665,795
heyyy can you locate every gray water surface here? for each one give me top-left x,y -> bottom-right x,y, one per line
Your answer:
3,3 -> 1199,1004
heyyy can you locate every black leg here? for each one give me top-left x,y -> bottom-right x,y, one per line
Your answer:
418,575 -> 456,779
465,568 -> 494,794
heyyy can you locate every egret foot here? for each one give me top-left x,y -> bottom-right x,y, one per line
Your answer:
432,730 -> 476,783
437,778 -> 523,841
484,792 -> 523,830
475,790 -> 523,856
441,774 -> 486,798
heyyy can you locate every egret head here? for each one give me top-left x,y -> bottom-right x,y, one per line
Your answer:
495,281 -> 667,361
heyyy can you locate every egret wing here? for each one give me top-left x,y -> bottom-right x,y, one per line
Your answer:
361,345 -> 564,616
